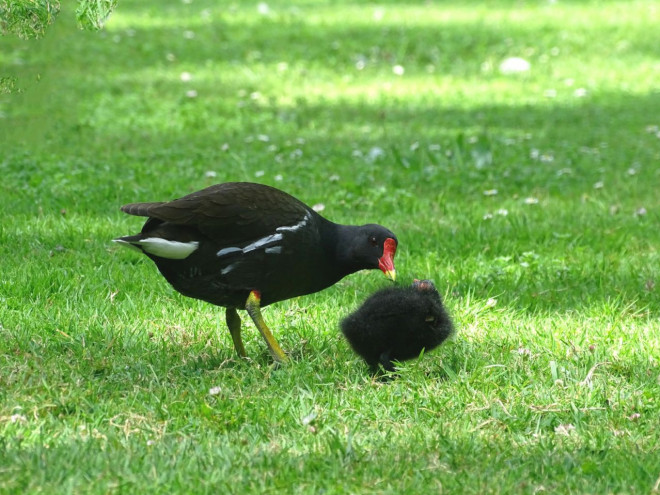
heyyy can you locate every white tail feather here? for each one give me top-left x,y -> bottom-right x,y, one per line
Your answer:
114,238 -> 199,259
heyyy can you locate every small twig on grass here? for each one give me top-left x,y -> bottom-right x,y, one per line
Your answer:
471,418 -> 497,431
530,405 -> 608,413
652,472 -> 660,493
580,361 -> 612,386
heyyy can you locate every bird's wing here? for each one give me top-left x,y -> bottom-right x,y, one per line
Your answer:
126,183 -> 312,242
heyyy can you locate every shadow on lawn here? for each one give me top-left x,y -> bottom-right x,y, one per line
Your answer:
3,0 -> 660,144
87,0 -> 660,66
2,1 -> 659,318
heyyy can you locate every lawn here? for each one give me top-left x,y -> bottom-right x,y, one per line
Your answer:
1,0 -> 659,493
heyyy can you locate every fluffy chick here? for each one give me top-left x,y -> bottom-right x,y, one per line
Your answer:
340,280 -> 454,374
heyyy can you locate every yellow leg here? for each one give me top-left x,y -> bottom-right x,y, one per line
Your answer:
225,307 -> 247,358
245,290 -> 289,363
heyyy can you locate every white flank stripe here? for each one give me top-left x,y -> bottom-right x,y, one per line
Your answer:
242,233 -> 283,253
216,247 -> 242,257
265,246 -> 282,254
276,212 -> 311,233
137,238 -> 199,259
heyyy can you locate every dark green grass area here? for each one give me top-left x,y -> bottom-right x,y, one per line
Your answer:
1,1 -> 659,493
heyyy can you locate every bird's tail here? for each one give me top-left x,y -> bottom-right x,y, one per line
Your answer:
120,202 -> 165,217
112,234 -> 145,253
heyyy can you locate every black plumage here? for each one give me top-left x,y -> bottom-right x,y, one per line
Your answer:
114,182 -> 397,363
340,280 -> 453,373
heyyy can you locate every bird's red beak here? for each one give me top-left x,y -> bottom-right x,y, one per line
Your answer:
378,238 -> 397,281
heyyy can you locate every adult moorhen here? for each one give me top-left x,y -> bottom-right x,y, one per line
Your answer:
340,279 -> 453,374
114,182 -> 397,363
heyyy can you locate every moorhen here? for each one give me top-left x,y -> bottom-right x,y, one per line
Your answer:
113,182 -> 397,363
340,279 -> 453,373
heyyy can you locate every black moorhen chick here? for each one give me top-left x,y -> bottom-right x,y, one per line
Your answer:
340,280 -> 453,373
114,182 -> 397,363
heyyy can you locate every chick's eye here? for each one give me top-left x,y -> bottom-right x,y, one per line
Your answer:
369,236 -> 378,246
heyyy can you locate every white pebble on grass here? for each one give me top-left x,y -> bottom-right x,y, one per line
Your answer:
312,203 -> 325,212
180,72 -> 192,82
10,414 -> 27,423
257,2 -> 270,15
499,57 -> 531,74
554,424 -> 576,436
373,7 -> 385,21
367,147 -> 386,162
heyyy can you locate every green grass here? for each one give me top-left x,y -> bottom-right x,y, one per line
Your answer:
1,0 -> 660,493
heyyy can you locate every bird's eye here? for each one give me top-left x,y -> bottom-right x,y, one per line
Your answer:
369,236 -> 378,246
